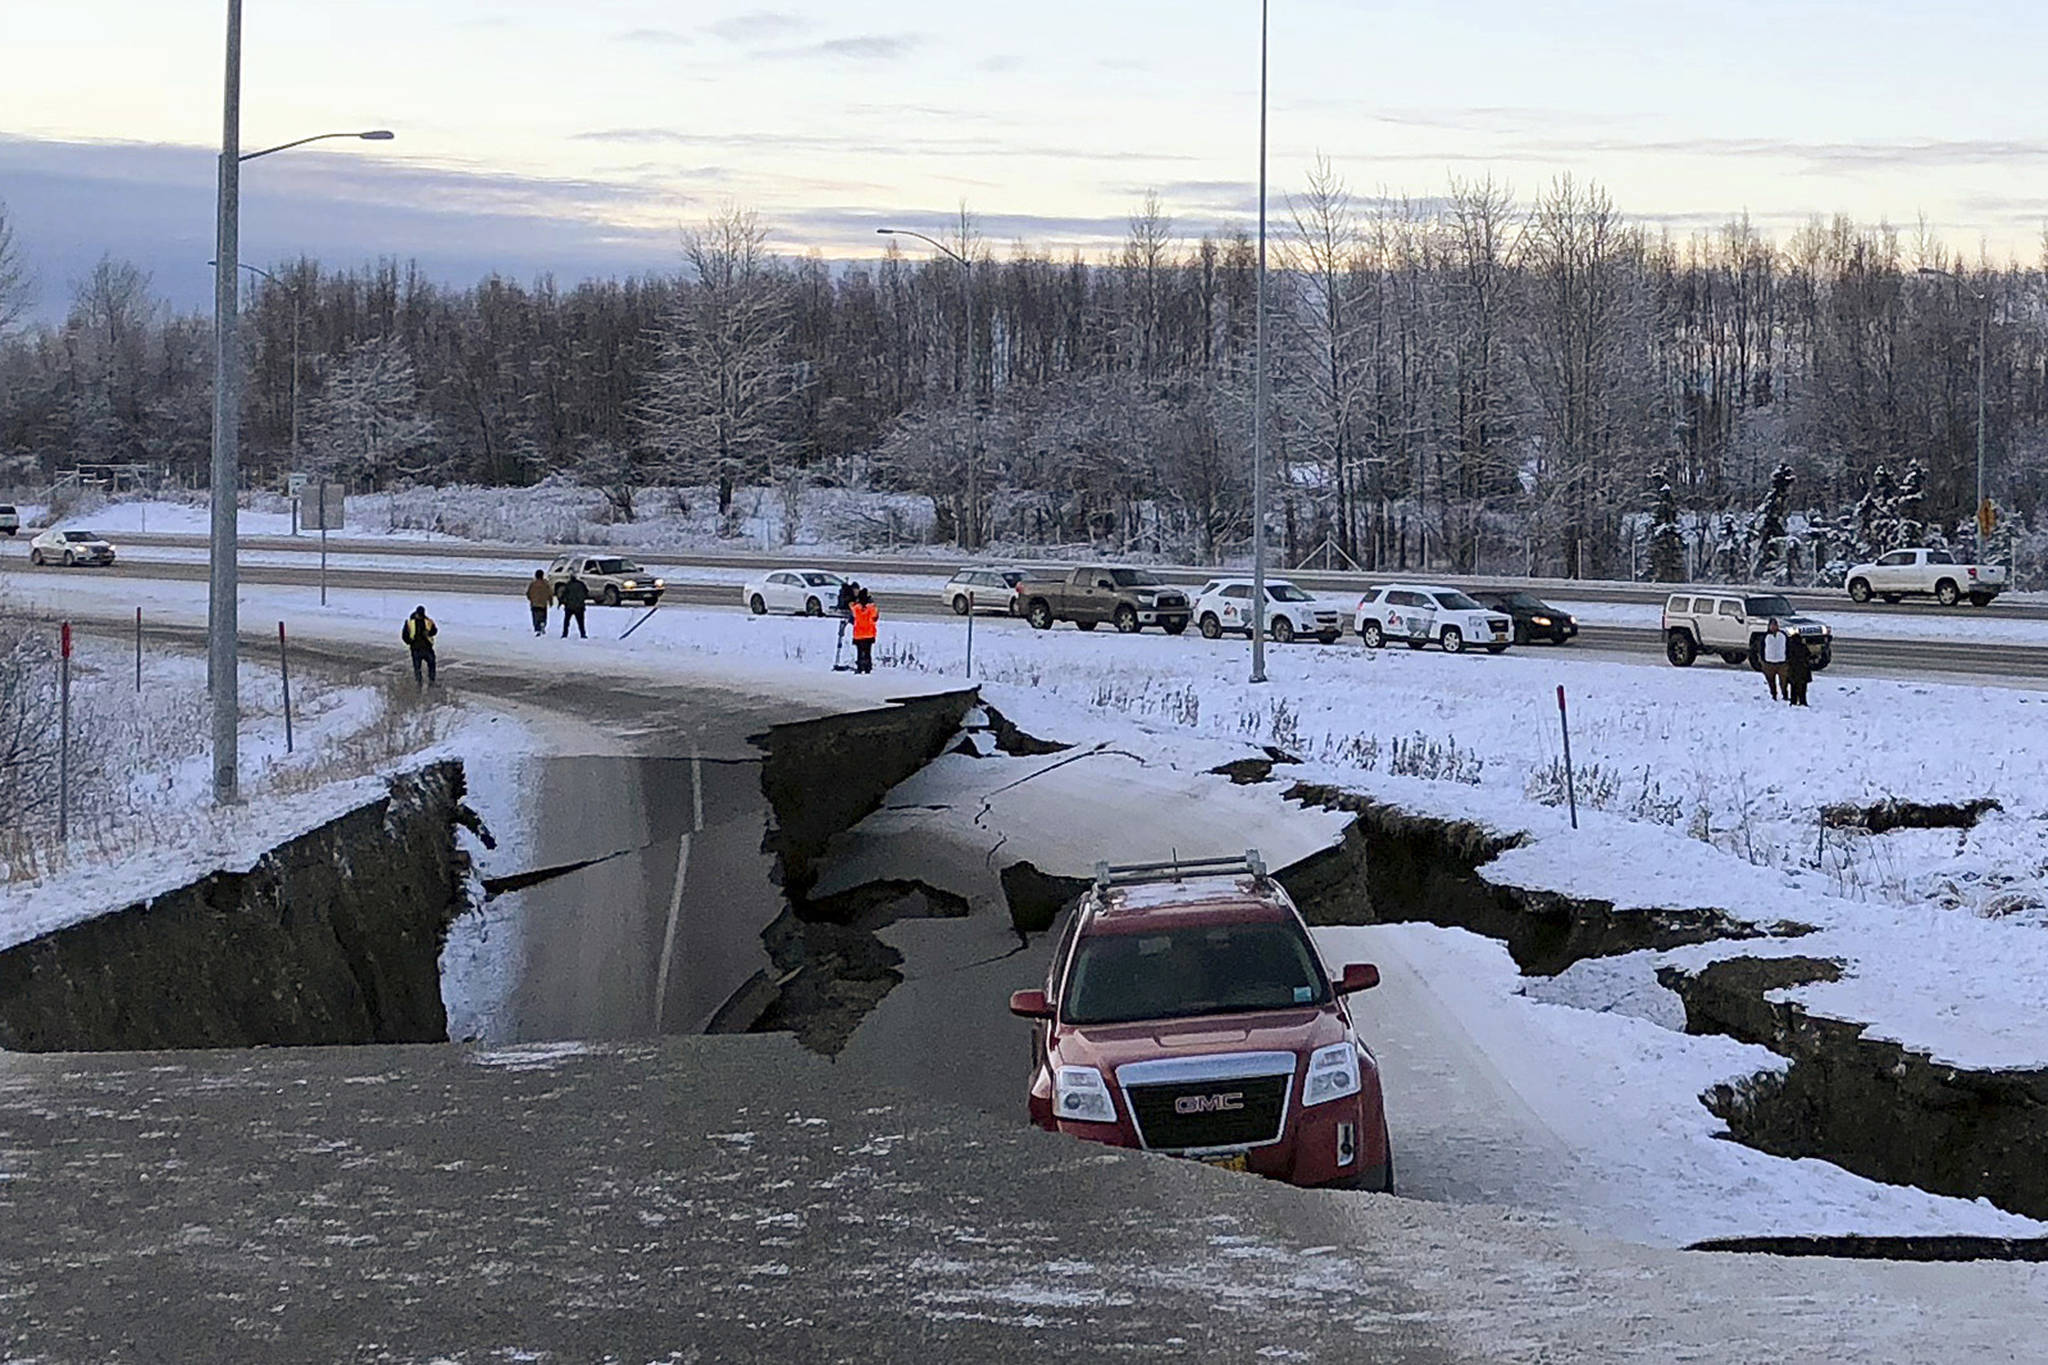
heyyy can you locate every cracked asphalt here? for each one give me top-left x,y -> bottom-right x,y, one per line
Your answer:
0,1036 -> 1456,1364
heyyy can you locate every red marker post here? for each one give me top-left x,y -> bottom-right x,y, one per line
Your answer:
1557,685 -> 1578,830
58,622 -> 72,840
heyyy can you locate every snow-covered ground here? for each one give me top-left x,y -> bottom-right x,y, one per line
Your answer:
8,559 -> 2048,1244
0,615 -> 540,952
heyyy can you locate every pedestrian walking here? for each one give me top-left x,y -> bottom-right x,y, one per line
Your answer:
1785,629 -> 1813,708
402,605 -> 438,687
851,589 -> 880,675
525,569 -> 553,637
1760,618 -> 1788,701
558,573 -> 590,639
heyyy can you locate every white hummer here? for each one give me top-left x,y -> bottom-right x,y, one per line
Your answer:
1662,591 -> 1832,670
1845,548 -> 2007,608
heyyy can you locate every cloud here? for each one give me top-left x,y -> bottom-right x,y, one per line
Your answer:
765,33 -> 924,62
978,54 -> 1024,74
707,10 -> 808,44
615,27 -> 692,45
569,127 -> 1196,165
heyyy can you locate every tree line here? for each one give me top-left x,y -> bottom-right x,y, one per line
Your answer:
1,178 -> 2043,580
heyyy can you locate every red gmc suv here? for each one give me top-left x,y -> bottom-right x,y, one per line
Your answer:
1008,853 -> 1392,1191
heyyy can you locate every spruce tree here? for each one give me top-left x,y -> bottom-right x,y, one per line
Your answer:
1648,476 -> 1685,582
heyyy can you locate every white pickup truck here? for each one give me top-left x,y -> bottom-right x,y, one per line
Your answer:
1845,548 -> 2007,607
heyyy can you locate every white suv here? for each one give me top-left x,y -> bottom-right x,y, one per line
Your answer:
1354,585 -> 1512,654
1193,578 -> 1345,644
545,553 -> 666,606
1662,592 -> 1832,670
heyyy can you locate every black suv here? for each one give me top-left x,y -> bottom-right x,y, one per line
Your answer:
1471,590 -> 1577,645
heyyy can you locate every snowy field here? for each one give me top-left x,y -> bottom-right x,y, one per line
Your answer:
0,611 -> 535,952
6,562 -> 2048,1244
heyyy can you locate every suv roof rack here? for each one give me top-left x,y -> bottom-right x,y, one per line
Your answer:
1093,851 -> 1269,895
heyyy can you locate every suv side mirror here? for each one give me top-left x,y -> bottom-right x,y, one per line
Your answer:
1336,963 -> 1380,995
1009,989 -> 1054,1020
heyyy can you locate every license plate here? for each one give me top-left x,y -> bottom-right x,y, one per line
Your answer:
1198,1153 -> 1249,1172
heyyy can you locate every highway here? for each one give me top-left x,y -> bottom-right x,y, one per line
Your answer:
77,527 -> 2048,622
3,538 -> 2042,682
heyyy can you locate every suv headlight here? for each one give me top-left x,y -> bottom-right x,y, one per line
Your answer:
1054,1066 -> 1117,1123
1302,1043 -> 1360,1107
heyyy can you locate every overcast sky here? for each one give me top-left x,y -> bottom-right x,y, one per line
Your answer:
7,1 -> 2048,319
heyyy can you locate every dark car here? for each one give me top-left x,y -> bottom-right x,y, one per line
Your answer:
1471,590 -> 1577,645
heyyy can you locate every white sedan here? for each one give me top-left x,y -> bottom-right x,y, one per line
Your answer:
744,569 -> 848,616
28,527 -> 117,567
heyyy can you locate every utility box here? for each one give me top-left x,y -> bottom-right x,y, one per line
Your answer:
299,482 -> 346,531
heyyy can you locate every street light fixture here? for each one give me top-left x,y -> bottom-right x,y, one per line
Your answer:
241,128 -> 393,162
1917,266 -> 1991,559
210,0 -> 392,806
876,226 -> 982,552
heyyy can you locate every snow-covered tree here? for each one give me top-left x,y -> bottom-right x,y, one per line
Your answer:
1647,476 -> 1685,581
306,335 -> 437,489
1751,461 -> 1795,581
636,207 -> 800,523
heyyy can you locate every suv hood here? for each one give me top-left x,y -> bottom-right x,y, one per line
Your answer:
1056,1006 -> 1348,1078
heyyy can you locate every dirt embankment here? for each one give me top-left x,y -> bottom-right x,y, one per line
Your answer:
0,762 -> 473,1051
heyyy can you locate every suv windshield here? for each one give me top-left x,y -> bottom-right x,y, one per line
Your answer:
1744,595 -> 1795,618
1062,922 -> 1329,1025
590,559 -> 640,575
1432,590 -> 1484,612
1109,569 -> 1164,587
1269,584 -> 1315,603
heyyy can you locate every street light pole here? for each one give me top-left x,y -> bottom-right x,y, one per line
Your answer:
1249,0 -> 1270,685
877,226 -> 979,551
204,0 -> 391,805
209,0 -> 243,804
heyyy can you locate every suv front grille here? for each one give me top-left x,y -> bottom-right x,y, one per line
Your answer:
1125,1074 -> 1289,1151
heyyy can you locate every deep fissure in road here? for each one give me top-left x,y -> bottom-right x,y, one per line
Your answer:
1233,773 -> 2048,1237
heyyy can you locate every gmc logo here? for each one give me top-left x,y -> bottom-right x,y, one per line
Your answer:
1174,1092 -> 1245,1115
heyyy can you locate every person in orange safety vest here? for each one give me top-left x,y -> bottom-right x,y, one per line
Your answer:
850,590 -> 879,674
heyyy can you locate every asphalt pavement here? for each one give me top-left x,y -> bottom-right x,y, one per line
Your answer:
7,548 -> 2042,683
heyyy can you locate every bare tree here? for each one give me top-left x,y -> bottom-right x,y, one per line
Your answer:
0,200 -> 31,336
1284,156 -> 1369,562
637,206 -> 799,523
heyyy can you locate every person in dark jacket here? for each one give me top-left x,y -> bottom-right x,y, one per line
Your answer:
557,573 -> 589,639
402,606 -> 438,686
834,578 -> 860,655
525,570 -> 553,636
1785,630 -> 1813,707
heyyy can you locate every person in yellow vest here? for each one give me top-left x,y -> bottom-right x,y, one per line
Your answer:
850,590 -> 880,675
402,605 -> 438,687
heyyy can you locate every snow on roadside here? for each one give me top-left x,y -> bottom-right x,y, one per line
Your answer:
0,625 -> 543,953
12,564 -> 2048,1072
1327,922 -> 2047,1245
